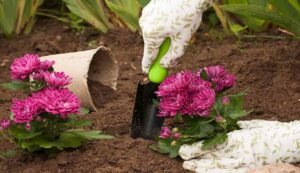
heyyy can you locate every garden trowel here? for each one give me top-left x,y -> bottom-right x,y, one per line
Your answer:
131,38 -> 171,139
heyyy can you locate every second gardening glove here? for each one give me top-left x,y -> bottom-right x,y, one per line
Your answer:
139,0 -> 215,73
179,120 -> 300,173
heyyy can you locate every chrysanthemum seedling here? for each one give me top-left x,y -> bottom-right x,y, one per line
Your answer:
0,54 -> 113,155
152,65 -> 250,158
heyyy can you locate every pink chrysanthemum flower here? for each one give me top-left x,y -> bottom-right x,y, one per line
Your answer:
10,54 -> 41,80
36,88 -> 80,118
39,60 -> 55,71
182,87 -> 215,116
31,70 -> 45,80
159,127 -> 172,139
11,97 -> 40,124
157,71 -> 215,117
204,65 -> 226,81
0,119 -> 11,129
203,65 -> 236,92
43,72 -> 72,87
215,74 -> 236,92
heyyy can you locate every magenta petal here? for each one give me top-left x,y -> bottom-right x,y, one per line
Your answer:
10,54 -> 41,80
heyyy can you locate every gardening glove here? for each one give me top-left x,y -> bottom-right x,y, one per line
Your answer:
139,0 -> 215,73
179,120 -> 300,173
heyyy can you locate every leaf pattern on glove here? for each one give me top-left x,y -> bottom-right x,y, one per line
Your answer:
179,120 -> 300,173
139,0 -> 216,73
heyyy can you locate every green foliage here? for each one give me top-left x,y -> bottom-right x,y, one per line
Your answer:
227,0 -> 268,32
1,80 -> 29,90
221,1 -> 300,37
153,91 -> 250,158
211,0 -> 269,36
7,113 -> 113,153
63,0 -> 112,33
139,0 -> 151,7
0,150 -> 17,159
104,0 -> 140,32
0,0 -> 43,36
63,0 -> 140,33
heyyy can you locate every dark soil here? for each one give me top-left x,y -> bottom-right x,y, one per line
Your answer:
0,19 -> 299,173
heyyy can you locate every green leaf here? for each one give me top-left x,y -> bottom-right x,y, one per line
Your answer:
79,107 -> 90,115
202,132 -> 228,150
9,112 -> 14,120
64,130 -> 114,140
0,0 -> 17,36
200,70 -> 208,80
208,13 -> 219,26
31,136 -> 64,150
68,119 -> 92,127
104,0 -> 140,32
0,0 -> 42,36
221,4 -> 300,36
268,0 -> 300,21
1,80 -> 29,90
149,144 -> 161,152
63,0 -> 112,33
8,125 -> 42,140
157,140 -> 172,154
228,91 -> 246,109
186,123 -> 215,139
139,0 -> 151,7
227,110 -> 251,119
289,0 -> 300,13
230,23 -> 248,35
157,139 -> 180,158
20,141 -> 41,152
0,150 -> 17,159
57,132 -> 91,148
226,0 -> 267,32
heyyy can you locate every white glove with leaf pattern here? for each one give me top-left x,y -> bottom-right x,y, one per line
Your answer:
179,120 -> 300,173
139,0 -> 215,73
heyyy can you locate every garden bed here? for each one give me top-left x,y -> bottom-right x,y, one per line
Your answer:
0,19 -> 299,173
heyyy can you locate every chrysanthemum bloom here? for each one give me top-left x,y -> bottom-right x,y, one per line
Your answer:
43,72 -> 72,87
0,119 -> 11,129
10,54 -> 41,80
39,60 -> 55,71
204,65 -> 226,81
215,74 -> 236,92
203,65 -> 236,92
159,127 -> 172,139
157,71 -> 214,117
11,97 -> 40,124
32,70 -> 45,80
181,87 -> 215,116
222,96 -> 230,105
37,88 -> 80,118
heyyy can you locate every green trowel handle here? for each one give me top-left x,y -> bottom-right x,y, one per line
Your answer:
148,38 -> 171,83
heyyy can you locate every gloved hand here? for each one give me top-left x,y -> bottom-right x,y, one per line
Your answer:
179,120 -> 300,173
139,0 -> 215,73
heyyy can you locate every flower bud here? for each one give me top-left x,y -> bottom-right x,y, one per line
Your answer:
171,140 -> 177,146
215,115 -> 224,123
25,123 -> 31,131
174,133 -> 181,139
222,96 -> 230,105
0,119 -> 11,129
172,127 -> 179,132
159,127 -> 172,139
